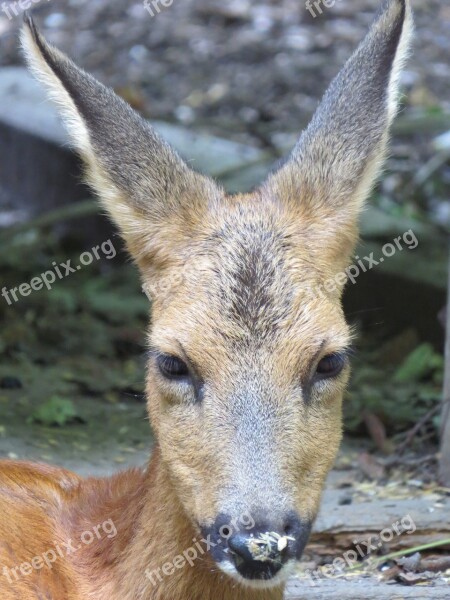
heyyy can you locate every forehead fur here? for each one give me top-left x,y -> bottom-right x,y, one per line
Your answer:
207,198 -> 319,341
151,194 -> 347,351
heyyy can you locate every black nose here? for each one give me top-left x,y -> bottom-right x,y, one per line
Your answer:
226,515 -> 304,580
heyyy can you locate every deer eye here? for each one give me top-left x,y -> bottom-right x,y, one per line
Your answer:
157,354 -> 190,380
315,353 -> 346,379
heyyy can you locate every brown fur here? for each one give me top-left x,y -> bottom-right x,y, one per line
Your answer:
0,2 -> 412,598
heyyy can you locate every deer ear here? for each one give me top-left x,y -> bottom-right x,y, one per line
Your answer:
263,0 -> 413,262
21,14 -> 221,265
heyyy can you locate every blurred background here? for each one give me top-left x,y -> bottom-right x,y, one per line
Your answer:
0,0 -> 449,487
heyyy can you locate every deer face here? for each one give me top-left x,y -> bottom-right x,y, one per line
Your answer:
22,0 -> 412,587
146,198 -> 351,584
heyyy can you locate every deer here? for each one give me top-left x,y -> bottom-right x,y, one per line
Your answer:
0,1 -> 412,598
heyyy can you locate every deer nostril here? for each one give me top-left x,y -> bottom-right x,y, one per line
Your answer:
205,513 -> 311,581
228,533 -> 253,563
227,530 -> 289,580
283,514 -> 302,539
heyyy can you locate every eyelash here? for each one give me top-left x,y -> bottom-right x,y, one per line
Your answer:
156,354 -> 190,380
154,349 -> 349,388
314,352 -> 347,380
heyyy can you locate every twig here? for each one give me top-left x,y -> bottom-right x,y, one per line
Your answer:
373,538 -> 450,565
413,152 -> 450,188
343,538 -> 450,575
396,405 -> 441,454
393,111 -> 450,136
381,453 -> 438,468
0,199 -> 98,243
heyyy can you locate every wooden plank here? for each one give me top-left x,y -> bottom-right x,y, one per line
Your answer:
307,487 -> 450,556
313,489 -> 450,536
285,577 -> 450,599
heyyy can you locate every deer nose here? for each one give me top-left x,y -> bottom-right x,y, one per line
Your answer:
226,516 -> 303,580
227,532 -> 287,579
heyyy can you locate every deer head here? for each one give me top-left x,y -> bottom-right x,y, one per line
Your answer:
22,0 -> 412,588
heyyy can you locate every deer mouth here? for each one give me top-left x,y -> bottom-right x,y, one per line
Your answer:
217,556 -> 297,589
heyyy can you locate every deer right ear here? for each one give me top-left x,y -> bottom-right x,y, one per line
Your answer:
21,14 -> 222,265
263,0 -> 413,268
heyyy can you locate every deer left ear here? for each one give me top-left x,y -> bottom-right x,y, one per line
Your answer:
20,14 -> 222,268
263,0 -> 413,264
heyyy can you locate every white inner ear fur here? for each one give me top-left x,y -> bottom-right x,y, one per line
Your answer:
21,26 -> 91,158
20,25 -> 148,241
385,0 -> 414,124
352,0 -> 414,209
334,0 -> 414,209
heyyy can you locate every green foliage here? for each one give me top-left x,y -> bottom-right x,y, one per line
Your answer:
345,338 -> 444,435
0,231 -> 148,423
393,343 -> 444,383
29,396 -> 79,426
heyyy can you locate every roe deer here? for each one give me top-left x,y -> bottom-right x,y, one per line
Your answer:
0,1 -> 412,598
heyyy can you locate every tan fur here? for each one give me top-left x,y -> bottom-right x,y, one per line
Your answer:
0,2 -> 412,598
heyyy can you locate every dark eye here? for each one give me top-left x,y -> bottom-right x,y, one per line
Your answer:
315,353 -> 346,379
157,354 -> 190,380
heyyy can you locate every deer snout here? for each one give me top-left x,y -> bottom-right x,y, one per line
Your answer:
204,513 -> 311,583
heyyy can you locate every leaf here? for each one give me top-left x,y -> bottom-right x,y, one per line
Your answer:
397,570 -> 437,585
393,343 -> 443,383
29,396 -> 81,426
358,452 -> 385,480
362,411 -> 389,453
